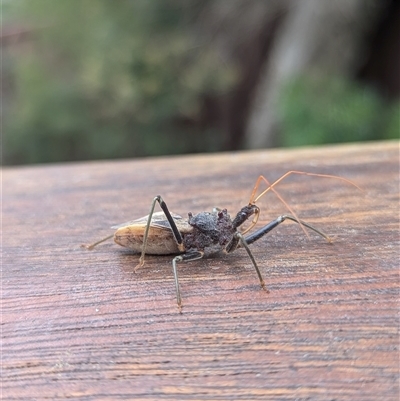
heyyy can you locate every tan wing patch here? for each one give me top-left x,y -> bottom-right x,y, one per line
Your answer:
112,211 -> 192,255
111,211 -> 192,231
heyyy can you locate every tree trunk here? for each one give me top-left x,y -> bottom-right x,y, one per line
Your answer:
245,0 -> 384,149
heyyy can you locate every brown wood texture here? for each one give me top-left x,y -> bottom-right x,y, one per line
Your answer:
3,141 -> 399,401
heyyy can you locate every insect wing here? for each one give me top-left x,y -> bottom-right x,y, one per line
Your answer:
112,211 -> 191,254
111,211 -> 184,229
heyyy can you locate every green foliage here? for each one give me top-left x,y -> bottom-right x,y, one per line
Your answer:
279,74 -> 399,147
384,102 -> 400,140
4,0 -> 235,164
4,1 -> 398,164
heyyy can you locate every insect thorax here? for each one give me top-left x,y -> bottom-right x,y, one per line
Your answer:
182,209 -> 235,256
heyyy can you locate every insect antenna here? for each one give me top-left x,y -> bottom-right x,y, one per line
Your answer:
251,171 -> 362,204
245,174 -> 312,239
247,171 -> 362,240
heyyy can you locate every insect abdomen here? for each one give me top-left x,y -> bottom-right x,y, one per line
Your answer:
114,226 -> 181,255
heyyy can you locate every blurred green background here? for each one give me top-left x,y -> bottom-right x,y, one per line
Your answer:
3,0 -> 399,165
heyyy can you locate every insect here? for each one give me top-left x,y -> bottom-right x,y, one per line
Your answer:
83,171 -> 360,311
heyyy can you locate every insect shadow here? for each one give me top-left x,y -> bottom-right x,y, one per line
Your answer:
83,171 -> 360,312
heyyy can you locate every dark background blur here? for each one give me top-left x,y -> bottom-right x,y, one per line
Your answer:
3,0 -> 399,165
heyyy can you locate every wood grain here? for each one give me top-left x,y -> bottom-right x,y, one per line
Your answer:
3,141 -> 399,401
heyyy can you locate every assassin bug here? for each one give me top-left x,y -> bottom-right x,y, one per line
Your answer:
83,171 -> 360,311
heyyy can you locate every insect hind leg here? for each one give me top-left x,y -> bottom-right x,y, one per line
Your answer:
81,234 -> 115,250
138,195 -> 185,268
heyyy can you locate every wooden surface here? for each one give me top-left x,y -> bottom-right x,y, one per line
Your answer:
3,141 -> 399,401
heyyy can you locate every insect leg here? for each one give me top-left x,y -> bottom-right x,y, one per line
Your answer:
138,195 -> 185,267
82,234 -> 115,250
172,251 -> 204,311
244,215 -> 332,245
228,232 -> 267,291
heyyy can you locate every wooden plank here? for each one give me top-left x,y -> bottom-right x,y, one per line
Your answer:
3,141 -> 399,401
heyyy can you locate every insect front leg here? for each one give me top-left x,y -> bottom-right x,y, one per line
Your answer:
244,215 -> 332,245
225,215 -> 331,294
138,195 -> 185,268
172,251 -> 204,311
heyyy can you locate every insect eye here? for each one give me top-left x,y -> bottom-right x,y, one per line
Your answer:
218,209 -> 228,219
